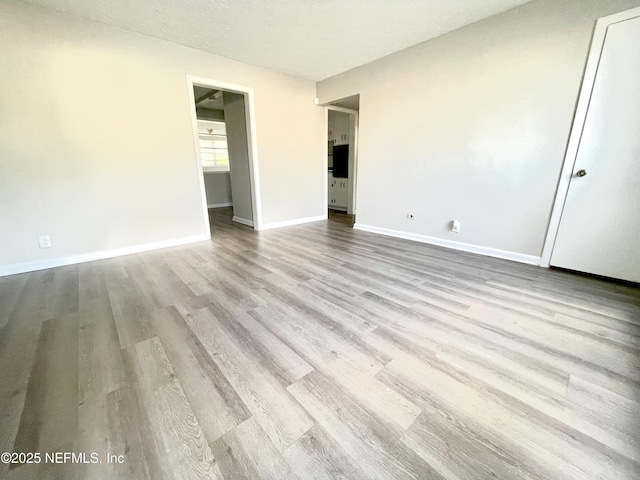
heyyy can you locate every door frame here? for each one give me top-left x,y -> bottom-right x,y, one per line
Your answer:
540,6 -> 640,267
186,74 -> 263,235
325,105 -> 359,215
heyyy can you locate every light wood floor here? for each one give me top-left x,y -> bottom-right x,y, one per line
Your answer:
1,207 -> 640,479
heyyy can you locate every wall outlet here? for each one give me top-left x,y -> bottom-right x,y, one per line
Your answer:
38,235 -> 52,249
407,213 -> 415,220
451,220 -> 461,233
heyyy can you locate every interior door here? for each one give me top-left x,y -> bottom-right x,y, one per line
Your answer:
550,14 -> 640,283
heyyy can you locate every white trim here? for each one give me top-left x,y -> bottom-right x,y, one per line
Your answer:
540,6 -> 640,267
186,75 -> 263,231
0,234 -> 209,277
208,202 -> 233,208
203,168 -> 231,175
353,223 -> 541,266
349,111 -> 359,215
232,216 -> 254,227
186,77 -> 212,240
323,107 -> 329,211
244,88 -> 263,230
260,214 -> 327,231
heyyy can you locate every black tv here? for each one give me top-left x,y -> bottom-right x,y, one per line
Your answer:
333,144 -> 349,178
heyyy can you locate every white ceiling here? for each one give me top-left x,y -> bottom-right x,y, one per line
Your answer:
23,0 -> 532,80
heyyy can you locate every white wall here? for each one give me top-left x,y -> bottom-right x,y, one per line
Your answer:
0,0 -> 324,272
204,172 -> 232,207
223,92 -> 253,223
317,0 -> 640,259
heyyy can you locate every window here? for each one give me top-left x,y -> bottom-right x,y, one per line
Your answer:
197,120 -> 229,172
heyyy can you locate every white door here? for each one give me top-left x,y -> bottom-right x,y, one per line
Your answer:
550,15 -> 640,283
328,173 -> 335,207
335,179 -> 348,208
333,113 -> 350,146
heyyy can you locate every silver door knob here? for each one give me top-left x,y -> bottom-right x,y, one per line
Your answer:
576,169 -> 588,177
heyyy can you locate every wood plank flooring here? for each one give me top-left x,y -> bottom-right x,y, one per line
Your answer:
1,206 -> 639,479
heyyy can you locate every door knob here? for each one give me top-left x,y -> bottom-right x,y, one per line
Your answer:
576,169 -> 588,177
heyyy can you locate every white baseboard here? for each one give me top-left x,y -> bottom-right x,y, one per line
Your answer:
353,223 -> 541,266
0,234 -> 210,277
208,202 -> 233,208
232,216 -> 254,227
259,214 -> 327,231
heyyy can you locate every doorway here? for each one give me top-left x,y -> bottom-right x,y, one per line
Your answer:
186,76 -> 262,235
325,95 -> 359,227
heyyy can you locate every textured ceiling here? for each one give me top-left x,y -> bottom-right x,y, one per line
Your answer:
22,0 -> 532,80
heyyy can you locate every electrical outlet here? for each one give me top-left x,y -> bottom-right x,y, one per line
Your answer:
451,220 -> 461,233
407,213 -> 415,220
38,235 -> 51,249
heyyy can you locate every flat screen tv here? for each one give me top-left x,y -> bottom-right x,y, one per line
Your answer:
333,145 -> 349,178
